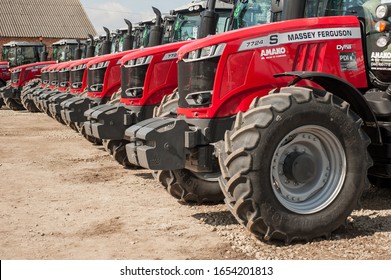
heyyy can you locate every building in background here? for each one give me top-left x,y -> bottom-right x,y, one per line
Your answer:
0,0 -> 97,59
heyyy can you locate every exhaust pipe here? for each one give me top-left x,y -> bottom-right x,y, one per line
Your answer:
86,34 -> 96,58
102,26 -> 112,54
122,19 -> 134,51
198,0 -> 219,38
148,7 -> 164,47
74,39 -> 83,60
39,37 -> 48,62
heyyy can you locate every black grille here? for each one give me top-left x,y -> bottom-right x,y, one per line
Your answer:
178,57 -> 219,108
120,65 -> 148,98
11,71 -> 20,83
58,71 -> 70,88
49,72 -> 59,86
41,72 -> 49,84
88,68 -> 106,92
70,69 -> 84,89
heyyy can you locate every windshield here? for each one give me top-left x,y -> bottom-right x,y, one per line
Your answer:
7,46 -> 41,67
111,35 -> 124,53
2,46 -> 9,61
142,25 -> 151,47
132,28 -> 144,49
52,44 -> 79,62
230,0 -> 272,30
173,12 -> 202,41
95,41 -> 103,56
304,0 -> 377,17
172,9 -> 232,42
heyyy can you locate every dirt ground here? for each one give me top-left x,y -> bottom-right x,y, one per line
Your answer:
1,107 -> 391,260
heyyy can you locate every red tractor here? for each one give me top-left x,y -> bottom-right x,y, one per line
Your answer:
1,39 -> 86,111
0,62 -> 10,109
0,41 -> 47,109
22,27 -> 114,113
39,24 -> 132,116
20,63 -> 55,112
82,0 -> 234,166
125,0 -> 391,243
0,62 -> 10,86
3,61 -> 57,110
59,7 -> 175,140
34,18 -> 152,126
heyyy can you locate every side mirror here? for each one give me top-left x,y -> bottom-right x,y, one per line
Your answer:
272,0 -> 284,13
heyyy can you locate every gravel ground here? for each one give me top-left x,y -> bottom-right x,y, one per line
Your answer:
1,108 -> 391,260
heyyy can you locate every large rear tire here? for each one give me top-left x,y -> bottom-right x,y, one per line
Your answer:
21,79 -> 41,112
218,87 -> 372,243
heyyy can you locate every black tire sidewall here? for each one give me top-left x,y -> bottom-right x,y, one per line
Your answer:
250,97 -> 366,237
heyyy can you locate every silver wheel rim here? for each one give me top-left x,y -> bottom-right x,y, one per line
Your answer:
270,125 -> 346,214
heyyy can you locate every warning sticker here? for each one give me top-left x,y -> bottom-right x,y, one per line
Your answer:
339,52 -> 357,71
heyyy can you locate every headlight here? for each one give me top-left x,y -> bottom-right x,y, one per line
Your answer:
90,61 -> 110,70
376,4 -> 391,19
184,43 -> 226,62
377,35 -> 390,48
124,55 -> 152,68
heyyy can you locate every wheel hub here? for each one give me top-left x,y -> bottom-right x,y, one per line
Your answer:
270,126 -> 346,214
283,151 -> 317,184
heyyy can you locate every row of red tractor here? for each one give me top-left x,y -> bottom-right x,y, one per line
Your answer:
2,0 -> 391,244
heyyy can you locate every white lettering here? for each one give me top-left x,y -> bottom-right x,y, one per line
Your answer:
261,47 -> 286,57
337,44 -> 353,51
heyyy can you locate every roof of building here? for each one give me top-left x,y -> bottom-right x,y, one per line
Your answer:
0,0 -> 96,39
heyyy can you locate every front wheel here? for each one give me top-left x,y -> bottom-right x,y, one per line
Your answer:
152,90 -> 223,203
158,169 -> 224,203
4,97 -> 25,111
218,87 -> 372,243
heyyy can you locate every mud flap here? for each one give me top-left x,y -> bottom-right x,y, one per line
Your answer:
125,117 -> 189,170
84,104 -> 138,140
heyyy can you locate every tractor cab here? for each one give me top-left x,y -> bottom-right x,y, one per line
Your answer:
51,39 -> 86,62
166,0 -> 233,43
3,41 -> 43,67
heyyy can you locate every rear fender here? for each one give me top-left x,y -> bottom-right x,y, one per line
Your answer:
275,71 -> 381,145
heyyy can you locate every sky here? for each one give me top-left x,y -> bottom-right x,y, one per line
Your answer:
80,0 -> 192,33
